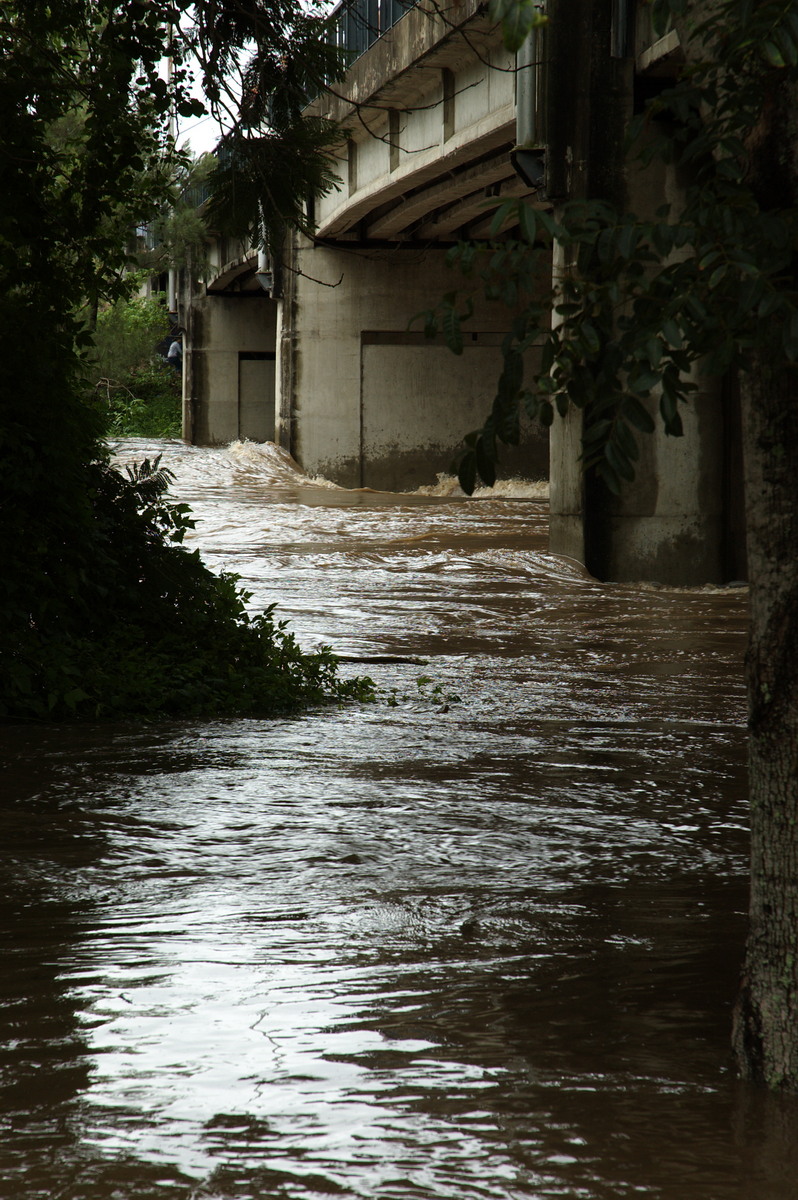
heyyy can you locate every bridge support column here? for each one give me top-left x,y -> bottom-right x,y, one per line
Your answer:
545,0 -> 746,584
550,385 -> 734,585
185,294 -> 278,446
278,234 -> 548,491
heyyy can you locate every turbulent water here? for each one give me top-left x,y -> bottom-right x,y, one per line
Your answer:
3,438 -> 794,1200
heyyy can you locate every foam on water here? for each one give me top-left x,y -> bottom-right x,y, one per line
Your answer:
412,472 -> 549,501
225,439 -> 345,490
112,438 -> 549,503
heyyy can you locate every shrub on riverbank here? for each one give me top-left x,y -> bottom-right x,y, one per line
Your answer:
0,438 -> 372,721
0,0 -> 368,723
99,364 -> 183,439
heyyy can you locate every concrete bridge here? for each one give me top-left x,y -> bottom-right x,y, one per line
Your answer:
185,0 -> 549,491
179,0 -> 747,585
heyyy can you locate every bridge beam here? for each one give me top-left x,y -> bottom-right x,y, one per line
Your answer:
365,147 -> 518,238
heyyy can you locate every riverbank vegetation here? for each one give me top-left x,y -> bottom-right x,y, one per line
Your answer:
0,0 -> 365,721
5,450 -> 371,720
88,294 -> 182,438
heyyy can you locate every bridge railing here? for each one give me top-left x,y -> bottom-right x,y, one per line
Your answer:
327,0 -> 416,64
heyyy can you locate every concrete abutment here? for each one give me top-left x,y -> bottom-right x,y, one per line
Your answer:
185,293 -> 278,447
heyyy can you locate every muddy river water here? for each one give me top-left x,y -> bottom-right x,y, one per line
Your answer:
2,438 -> 797,1200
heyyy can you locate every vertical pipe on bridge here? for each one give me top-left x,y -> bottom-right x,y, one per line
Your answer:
513,4 -> 546,190
515,12 -> 541,149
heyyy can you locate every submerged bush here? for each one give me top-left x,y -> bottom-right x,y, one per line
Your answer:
0,447 -> 373,721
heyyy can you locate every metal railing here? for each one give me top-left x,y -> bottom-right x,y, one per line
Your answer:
180,182 -> 212,209
327,0 -> 416,65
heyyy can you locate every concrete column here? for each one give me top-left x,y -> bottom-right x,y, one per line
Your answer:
278,233 -> 549,490
186,294 -> 278,446
546,0 -> 742,583
581,138 -> 728,584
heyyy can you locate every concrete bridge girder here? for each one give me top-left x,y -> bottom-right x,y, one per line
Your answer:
206,253 -> 260,295
316,0 -> 504,126
319,112 -> 520,238
428,172 -> 539,239
183,0 -> 544,488
365,143 -> 518,238
310,0 -> 524,242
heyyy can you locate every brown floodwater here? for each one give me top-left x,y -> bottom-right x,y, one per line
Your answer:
2,437 -> 795,1200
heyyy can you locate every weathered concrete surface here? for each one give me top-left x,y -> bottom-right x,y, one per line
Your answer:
585,389 -> 728,584
181,0 -> 746,582
308,0 -> 534,241
547,0 -> 746,583
279,236 -> 548,489
270,0 -> 548,490
186,0 -> 547,489
186,291 -> 278,446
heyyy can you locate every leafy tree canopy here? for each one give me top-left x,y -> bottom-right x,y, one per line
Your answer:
0,0 -> 370,720
186,0 -> 347,259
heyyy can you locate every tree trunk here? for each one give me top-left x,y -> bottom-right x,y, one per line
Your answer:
732,356 -> 798,1087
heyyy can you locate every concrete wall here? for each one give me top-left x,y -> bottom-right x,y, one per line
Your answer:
549,396 -> 731,584
278,236 -> 548,490
546,0 -> 746,584
587,391 -> 728,585
186,294 -> 278,446
583,124 -> 730,584
548,142 -> 733,584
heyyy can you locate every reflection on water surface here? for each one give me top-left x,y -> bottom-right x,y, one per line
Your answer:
3,439 -> 794,1200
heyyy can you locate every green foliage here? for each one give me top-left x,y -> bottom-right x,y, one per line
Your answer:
0,0 -> 374,722
0,1 -> 190,315
141,154 -> 218,278
204,117 -> 342,263
420,0 -> 798,495
87,294 -> 182,437
193,1 -> 345,258
100,366 -> 183,438
488,0 -> 548,52
193,0 -> 345,131
0,452 -> 374,720
91,294 -> 171,382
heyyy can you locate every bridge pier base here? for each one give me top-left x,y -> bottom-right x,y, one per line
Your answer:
549,383 -> 746,586
185,292 -> 278,447
277,234 -> 548,492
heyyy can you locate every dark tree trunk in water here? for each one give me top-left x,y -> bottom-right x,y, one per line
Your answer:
732,357 -> 798,1087
728,61 -> 798,1087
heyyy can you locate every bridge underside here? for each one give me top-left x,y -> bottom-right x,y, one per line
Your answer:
310,0 -> 539,246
